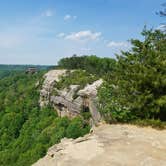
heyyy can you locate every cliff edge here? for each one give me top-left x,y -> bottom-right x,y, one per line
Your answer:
33,124 -> 166,166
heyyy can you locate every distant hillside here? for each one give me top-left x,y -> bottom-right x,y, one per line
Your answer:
0,65 -> 55,79
0,64 -> 54,71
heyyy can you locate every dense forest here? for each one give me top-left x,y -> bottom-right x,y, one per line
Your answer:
0,29 -> 165,166
0,71 -> 90,166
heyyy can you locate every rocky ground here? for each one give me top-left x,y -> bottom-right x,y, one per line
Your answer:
33,124 -> 166,166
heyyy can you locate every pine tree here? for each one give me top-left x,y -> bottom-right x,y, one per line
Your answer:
111,29 -> 166,120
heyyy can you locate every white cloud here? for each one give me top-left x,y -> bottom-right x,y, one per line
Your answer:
107,41 -> 129,48
65,30 -> 101,41
64,14 -> 77,21
57,33 -> 65,38
42,9 -> 54,17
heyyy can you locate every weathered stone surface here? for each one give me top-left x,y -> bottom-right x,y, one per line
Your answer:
50,96 -> 81,114
78,79 -> 103,97
88,98 -> 101,124
39,70 -> 66,107
39,69 -> 103,123
66,85 -> 80,101
33,124 -> 166,166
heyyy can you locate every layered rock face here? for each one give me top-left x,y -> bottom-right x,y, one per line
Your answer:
33,124 -> 166,166
39,70 -> 67,107
39,70 -> 103,124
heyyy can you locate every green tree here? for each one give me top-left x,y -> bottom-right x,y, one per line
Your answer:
99,29 -> 166,122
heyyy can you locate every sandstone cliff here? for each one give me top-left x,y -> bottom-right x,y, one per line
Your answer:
39,69 -> 67,107
39,70 -> 103,124
33,124 -> 166,166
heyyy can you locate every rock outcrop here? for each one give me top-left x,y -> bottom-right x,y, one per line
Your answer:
39,70 -> 103,124
39,70 -> 67,107
33,124 -> 166,166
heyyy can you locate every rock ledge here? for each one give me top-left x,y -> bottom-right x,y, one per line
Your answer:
33,124 -> 166,166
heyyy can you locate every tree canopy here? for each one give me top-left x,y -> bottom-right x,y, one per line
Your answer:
0,71 -> 90,166
58,55 -> 116,76
98,29 -> 166,123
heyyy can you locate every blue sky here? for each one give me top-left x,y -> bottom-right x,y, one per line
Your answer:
0,0 -> 165,65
